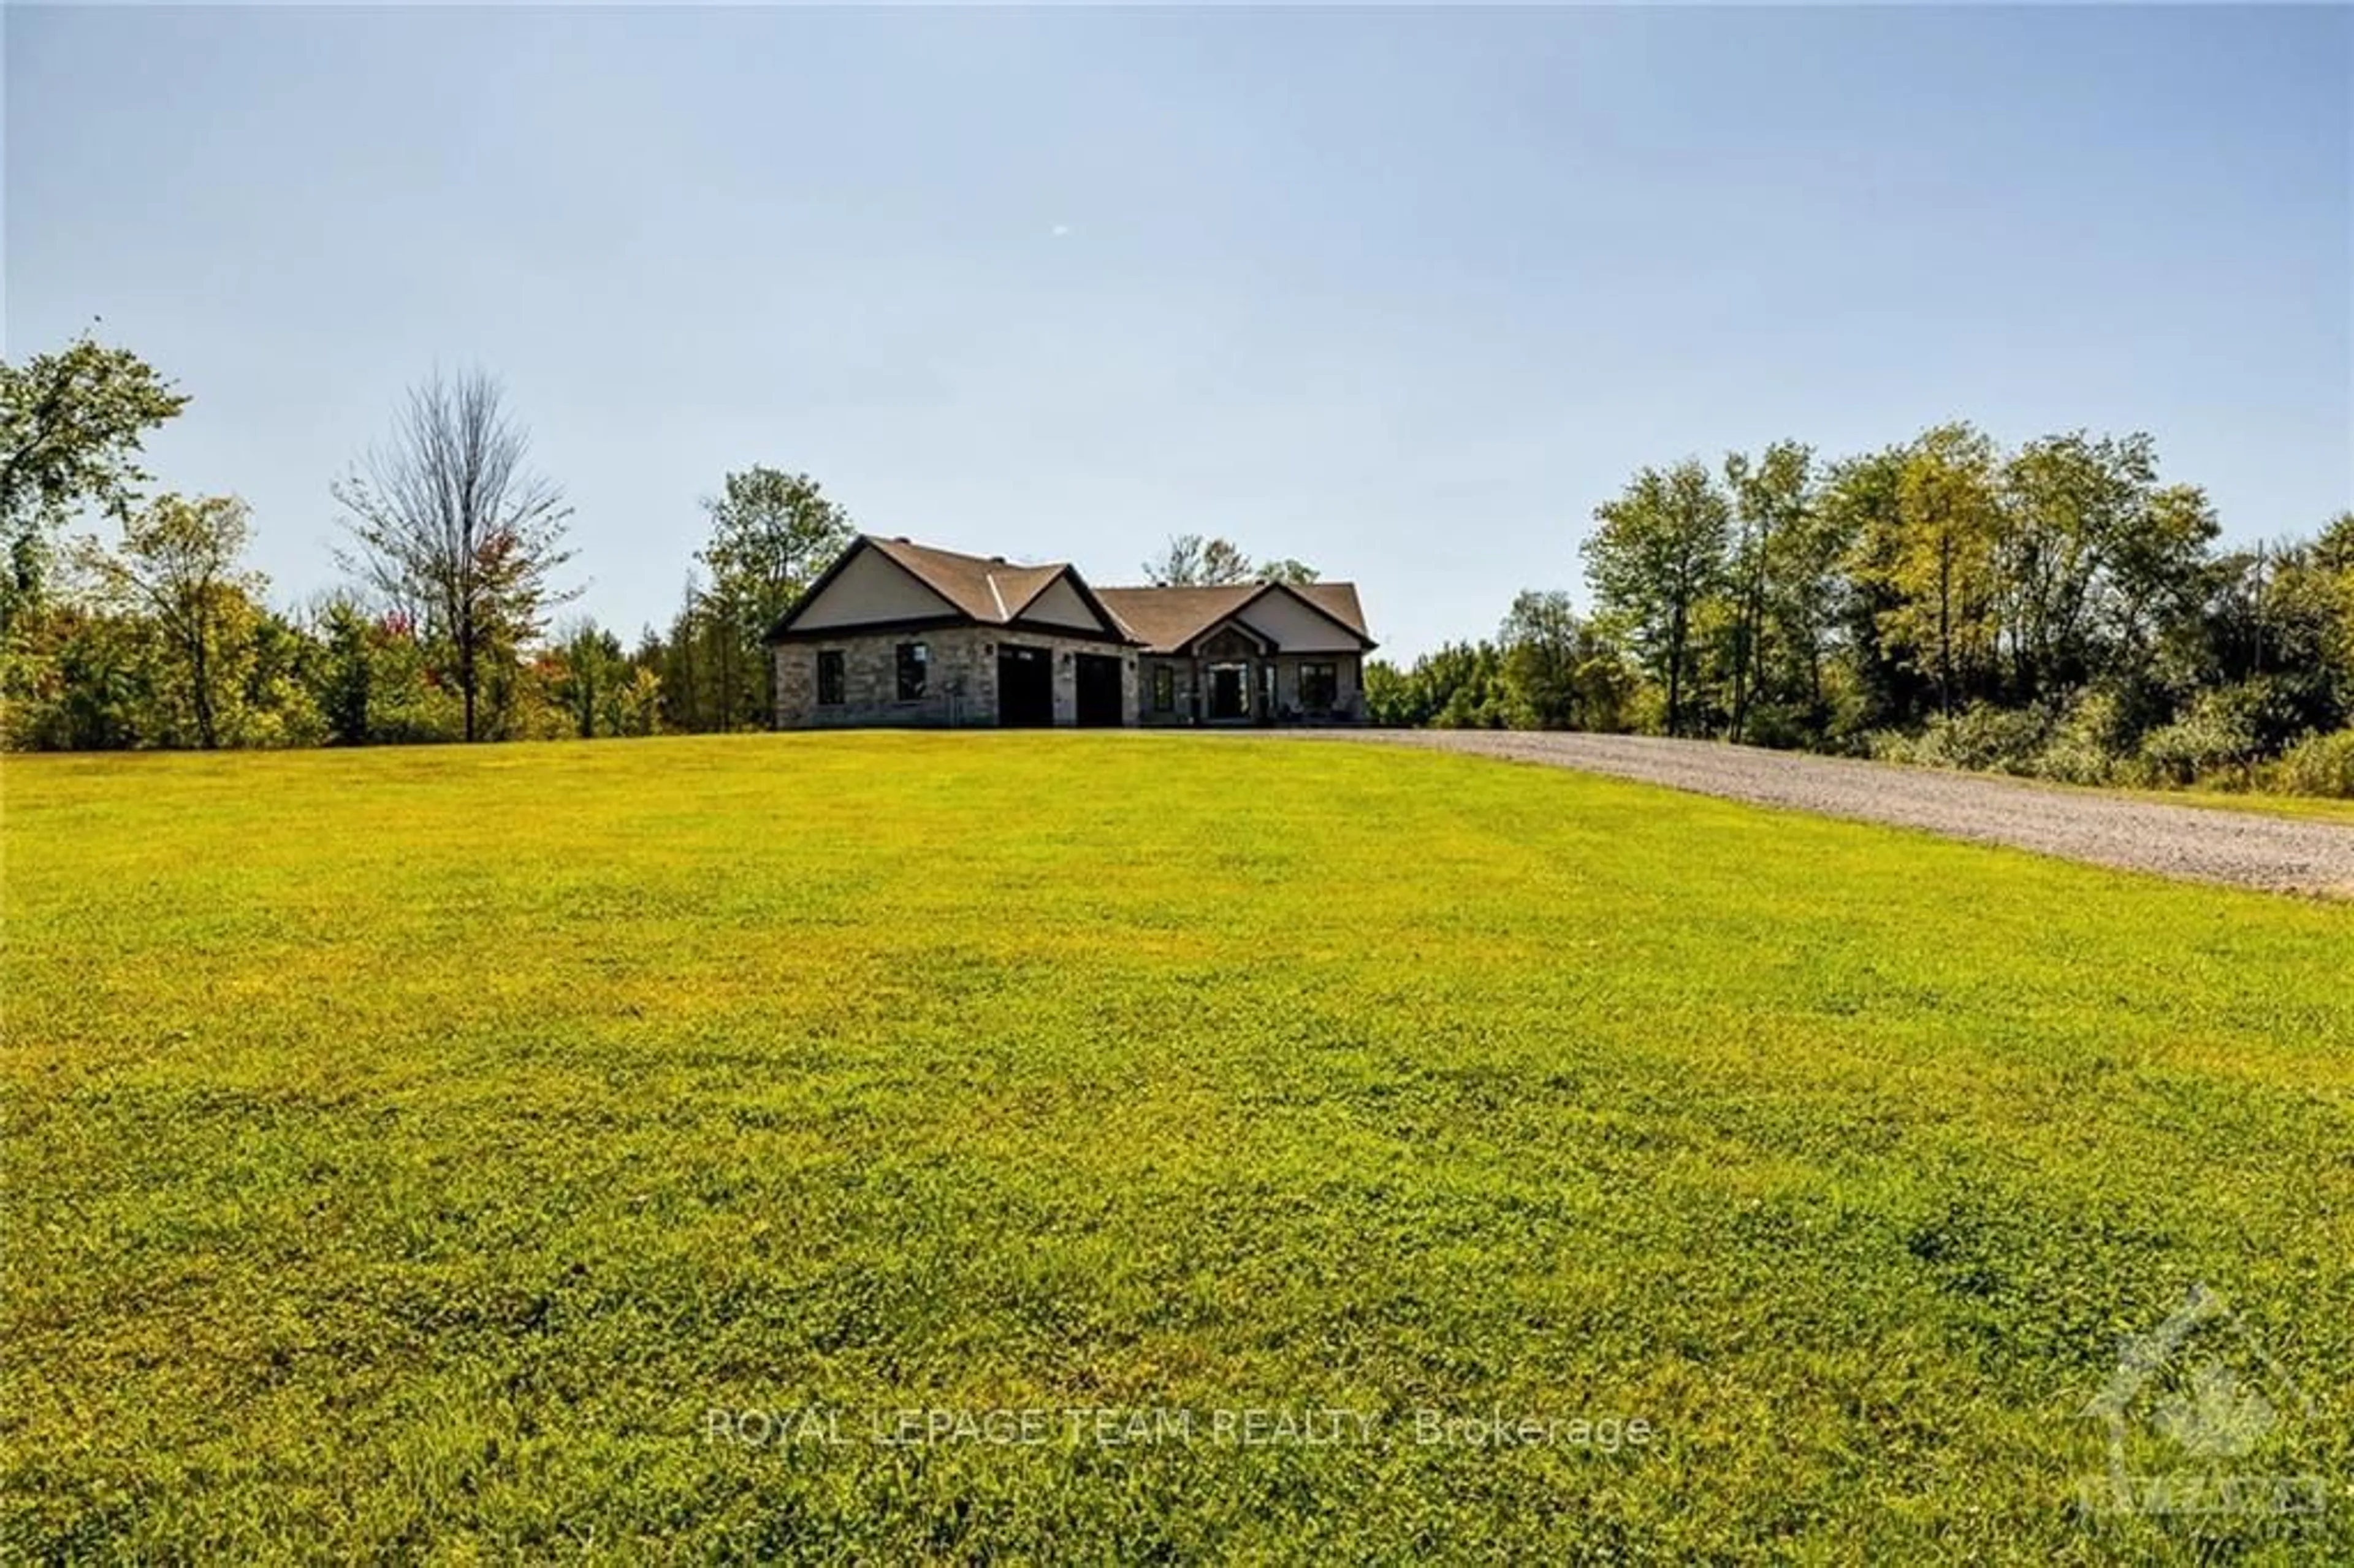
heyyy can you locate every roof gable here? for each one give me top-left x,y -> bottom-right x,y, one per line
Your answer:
773,538 -> 962,637
1095,580 -> 1373,654
768,535 -> 1145,644
1194,617 -> 1278,657
1289,582 -> 1373,645
1222,582 -> 1373,653
1011,572 -> 1119,636
1092,585 -> 1258,652
870,536 -> 1059,624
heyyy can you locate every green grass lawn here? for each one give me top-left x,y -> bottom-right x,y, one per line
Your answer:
7,734 -> 2350,1562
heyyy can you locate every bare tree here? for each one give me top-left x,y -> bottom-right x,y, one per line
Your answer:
1143,533 -> 1316,587
333,370 -> 575,741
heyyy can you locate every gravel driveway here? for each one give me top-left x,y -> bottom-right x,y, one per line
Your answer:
1289,729 -> 2354,897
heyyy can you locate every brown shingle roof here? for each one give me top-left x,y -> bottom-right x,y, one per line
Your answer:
771,535 -> 1371,652
1091,585 -> 1259,650
1293,582 -> 1371,643
867,536 -> 1066,625
1095,580 -> 1374,654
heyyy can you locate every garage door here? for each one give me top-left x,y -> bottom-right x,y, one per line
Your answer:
997,644 -> 1053,727
1075,653 -> 1124,728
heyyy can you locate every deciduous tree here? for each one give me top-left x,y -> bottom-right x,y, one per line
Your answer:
332,370 -> 576,742
0,333 -> 188,630
697,466 -> 854,727
73,493 -> 265,749
554,618 -> 632,739
1583,460 -> 1730,737
1870,424 -> 2003,720
1142,534 -> 1317,587
1497,590 -> 1634,732
1721,441 -> 1816,740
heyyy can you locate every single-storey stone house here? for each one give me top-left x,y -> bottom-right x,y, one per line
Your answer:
764,535 -> 1375,729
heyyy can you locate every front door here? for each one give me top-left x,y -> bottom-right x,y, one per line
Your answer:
1208,663 -> 1248,721
997,644 -> 1053,727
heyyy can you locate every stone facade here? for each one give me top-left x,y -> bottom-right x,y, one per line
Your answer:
774,626 -> 1140,728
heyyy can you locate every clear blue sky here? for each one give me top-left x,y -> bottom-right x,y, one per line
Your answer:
9,4 -> 2349,660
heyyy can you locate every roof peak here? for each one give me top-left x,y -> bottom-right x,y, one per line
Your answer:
866,533 -> 1067,574
1094,580 -> 1371,653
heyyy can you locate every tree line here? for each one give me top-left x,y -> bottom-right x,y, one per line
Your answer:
2,335 -> 858,750
1366,427 -> 2354,797
0,330 -> 1347,754
8,332 -> 2350,797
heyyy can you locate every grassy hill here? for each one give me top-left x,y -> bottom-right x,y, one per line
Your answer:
7,734 -> 2349,1561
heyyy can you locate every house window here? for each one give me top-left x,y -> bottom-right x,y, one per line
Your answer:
896,642 -> 928,701
1151,665 -> 1175,712
1300,662 -> 1338,710
816,650 -> 845,706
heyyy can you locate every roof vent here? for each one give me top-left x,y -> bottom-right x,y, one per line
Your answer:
892,535 -> 910,542
989,555 -> 1006,563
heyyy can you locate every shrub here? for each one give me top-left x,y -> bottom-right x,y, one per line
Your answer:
1875,703 -> 2051,775
1810,665 -> 1877,757
2136,684 -> 2271,787
2269,728 -> 2354,799
1740,702 -> 1817,752
1865,728 -> 1919,766
2025,691 -> 2131,786
2029,735 -> 2119,787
